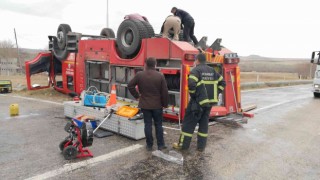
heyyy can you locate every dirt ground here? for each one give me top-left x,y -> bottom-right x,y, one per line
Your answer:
0,74 -> 72,102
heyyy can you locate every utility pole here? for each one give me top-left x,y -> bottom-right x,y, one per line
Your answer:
106,0 -> 109,28
14,28 -> 21,74
310,63 -> 313,79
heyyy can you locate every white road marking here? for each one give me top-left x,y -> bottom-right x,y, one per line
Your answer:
162,126 -> 180,131
0,94 -> 63,106
242,84 -> 311,93
5,113 -> 40,120
25,144 -> 143,180
252,96 -> 310,113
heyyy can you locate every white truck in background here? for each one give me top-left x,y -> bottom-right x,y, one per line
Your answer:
311,51 -> 320,97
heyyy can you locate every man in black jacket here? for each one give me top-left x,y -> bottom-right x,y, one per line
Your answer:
173,53 -> 226,151
171,7 -> 198,45
128,57 -> 169,151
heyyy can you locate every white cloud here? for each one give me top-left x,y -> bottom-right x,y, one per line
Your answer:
0,0 -> 319,58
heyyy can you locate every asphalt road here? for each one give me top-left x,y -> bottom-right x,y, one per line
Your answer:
0,84 -> 319,180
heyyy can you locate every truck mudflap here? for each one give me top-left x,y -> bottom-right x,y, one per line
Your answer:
25,52 -> 52,90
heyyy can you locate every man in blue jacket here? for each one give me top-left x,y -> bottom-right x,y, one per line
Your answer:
171,7 -> 198,46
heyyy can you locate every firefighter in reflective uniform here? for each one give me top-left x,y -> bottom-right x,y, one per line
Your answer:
173,53 -> 226,151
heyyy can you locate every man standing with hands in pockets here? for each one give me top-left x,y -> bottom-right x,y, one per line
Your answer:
128,57 -> 169,151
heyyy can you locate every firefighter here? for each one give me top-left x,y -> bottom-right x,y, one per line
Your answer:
173,53 -> 226,151
171,7 -> 198,46
161,15 -> 181,41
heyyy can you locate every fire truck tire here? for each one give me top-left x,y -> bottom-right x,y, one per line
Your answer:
140,21 -> 155,38
63,146 -> 78,160
116,19 -> 148,56
57,24 -> 72,50
52,36 -> 69,61
314,92 -> 320,98
100,28 -> 115,38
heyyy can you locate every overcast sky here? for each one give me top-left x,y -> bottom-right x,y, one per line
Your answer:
0,0 -> 319,58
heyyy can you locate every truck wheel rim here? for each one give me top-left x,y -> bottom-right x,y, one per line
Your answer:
121,28 -> 134,48
57,31 -> 64,43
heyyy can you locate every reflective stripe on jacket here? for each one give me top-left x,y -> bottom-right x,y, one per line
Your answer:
188,64 -> 226,107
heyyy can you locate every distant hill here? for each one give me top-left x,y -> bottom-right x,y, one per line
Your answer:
20,48 -> 47,54
240,55 -> 309,62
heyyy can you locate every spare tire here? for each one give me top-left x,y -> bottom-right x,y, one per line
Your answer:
116,19 -> 148,57
57,24 -> 72,50
100,28 -> 115,38
51,36 -> 68,61
140,21 -> 155,38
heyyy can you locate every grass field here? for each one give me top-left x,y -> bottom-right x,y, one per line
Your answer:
240,72 -> 300,83
0,74 -> 72,102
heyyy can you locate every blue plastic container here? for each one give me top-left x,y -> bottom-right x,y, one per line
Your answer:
83,94 -> 108,108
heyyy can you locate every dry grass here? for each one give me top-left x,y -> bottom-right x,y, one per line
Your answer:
11,88 -> 72,102
0,74 -> 72,103
0,74 -> 49,87
0,71 -> 303,102
240,72 -> 300,83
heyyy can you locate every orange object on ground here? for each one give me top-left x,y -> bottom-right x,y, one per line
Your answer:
116,106 -> 139,118
75,114 -> 96,121
106,84 -> 117,107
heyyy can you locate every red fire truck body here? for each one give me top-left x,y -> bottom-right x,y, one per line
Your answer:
25,23 -> 247,122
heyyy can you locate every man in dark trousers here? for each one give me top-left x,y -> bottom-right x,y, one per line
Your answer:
128,57 -> 169,151
173,53 -> 226,151
171,7 -> 198,46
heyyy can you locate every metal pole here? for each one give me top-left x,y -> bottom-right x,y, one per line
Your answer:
14,28 -> 21,74
310,63 -> 313,79
106,0 -> 109,28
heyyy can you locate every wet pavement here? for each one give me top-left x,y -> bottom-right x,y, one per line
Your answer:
1,84 -> 320,179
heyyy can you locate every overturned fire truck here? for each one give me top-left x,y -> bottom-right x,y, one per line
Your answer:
25,19 -> 251,126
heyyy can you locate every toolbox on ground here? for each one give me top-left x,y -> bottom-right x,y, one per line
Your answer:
64,101 -> 144,140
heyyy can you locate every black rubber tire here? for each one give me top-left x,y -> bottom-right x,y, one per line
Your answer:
57,24 -> 72,50
314,92 -> 320,98
52,36 -> 68,61
100,28 -> 115,38
140,21 -> 155,38
59,139 -> 72,151
82,129 -> 93,147
63,146 -> 78,160
116,19 -> 148,57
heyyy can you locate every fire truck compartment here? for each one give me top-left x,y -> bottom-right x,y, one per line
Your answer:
86,61 -> 110,93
